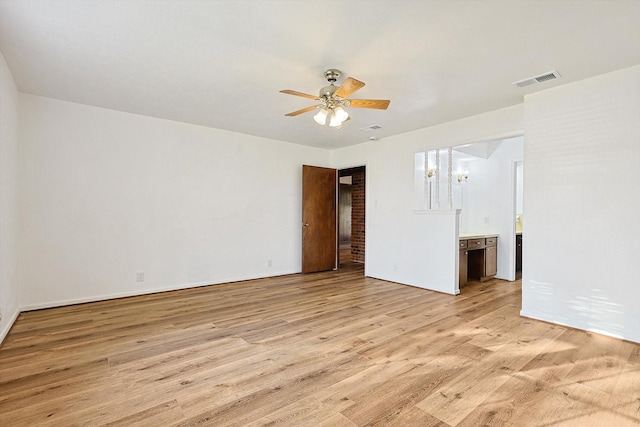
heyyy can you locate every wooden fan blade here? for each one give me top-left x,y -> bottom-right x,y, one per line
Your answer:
285,105 -> 321,116
280,90 -> 319,100
333,77 -> 365,99
348,99 -> 390,110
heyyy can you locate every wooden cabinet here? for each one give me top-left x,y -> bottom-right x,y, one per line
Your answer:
459,235 -> 498,287
467,238 -> 485,250
459,240 -> 468,287
485,244 -> 497,277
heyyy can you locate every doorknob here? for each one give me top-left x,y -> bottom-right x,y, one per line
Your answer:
302,223 -> 309,227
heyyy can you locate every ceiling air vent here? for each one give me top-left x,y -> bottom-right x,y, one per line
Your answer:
359,125 -> 382,132
512,71 -> 561,88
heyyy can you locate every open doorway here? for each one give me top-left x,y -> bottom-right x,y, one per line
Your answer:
338,166 -> 365,268
515,160 -> 523,280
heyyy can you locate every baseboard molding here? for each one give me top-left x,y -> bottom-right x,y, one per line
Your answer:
368,273 -> 458,296
0,307 -> 20,346
520,309 -> 639,344
20,270 -> 299,312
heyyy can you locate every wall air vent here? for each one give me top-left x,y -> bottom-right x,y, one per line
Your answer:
512,71 -> 561,88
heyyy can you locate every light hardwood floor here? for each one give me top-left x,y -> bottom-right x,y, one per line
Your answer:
1,265 -> 639,426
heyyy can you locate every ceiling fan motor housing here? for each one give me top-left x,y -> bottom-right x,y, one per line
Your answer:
319,84 -> 338,99
319,69 -> 341,100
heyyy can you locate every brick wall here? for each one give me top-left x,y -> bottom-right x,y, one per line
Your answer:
350,169 -> 365,263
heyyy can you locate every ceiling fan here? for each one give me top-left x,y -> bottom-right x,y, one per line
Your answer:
280,69 -> 390,127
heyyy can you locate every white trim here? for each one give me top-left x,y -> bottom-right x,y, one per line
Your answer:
414,209 -> 460,215
452,130 -> 525,148
19,270 -> 298,312
503,158 -> 523,281
520,309 -> 639,344
368,274 -> 459,296
334,162 -> 370,277
0,308 -> 21,346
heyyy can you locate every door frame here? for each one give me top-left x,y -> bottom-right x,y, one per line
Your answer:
511,159 -> 524,280
337,164 -> 367,270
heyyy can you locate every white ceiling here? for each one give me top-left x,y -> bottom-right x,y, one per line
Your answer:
1,0 -> 639,149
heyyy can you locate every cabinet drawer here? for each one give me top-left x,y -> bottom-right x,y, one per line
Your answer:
486,237 -> 497,247
459,240 -> 468,249
467,238 -> 485,248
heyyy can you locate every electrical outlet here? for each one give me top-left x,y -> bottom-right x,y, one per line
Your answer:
136,272 -> 144,282
267,259 -> 272,267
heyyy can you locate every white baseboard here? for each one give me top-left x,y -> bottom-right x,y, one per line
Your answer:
520,309 -> 639,344
2,270 -> 297,347
368,273 -> 458,296
0,307 -> 20,346
20,270 -> 298,312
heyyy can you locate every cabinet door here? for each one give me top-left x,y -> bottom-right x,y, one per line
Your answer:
459,250 -> 468,287
485,246 -> 497,277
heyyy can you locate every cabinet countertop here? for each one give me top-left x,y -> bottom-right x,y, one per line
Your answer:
459,233 -> 499,240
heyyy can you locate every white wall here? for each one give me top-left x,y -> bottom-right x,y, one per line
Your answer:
9,62 -> 639,346
332,105 -> 524,294
522,65 -> 640,343
18,95 -> 329,309
0,51 -> 20,343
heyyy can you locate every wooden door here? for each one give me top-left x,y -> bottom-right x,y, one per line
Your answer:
302,165 -> 337,273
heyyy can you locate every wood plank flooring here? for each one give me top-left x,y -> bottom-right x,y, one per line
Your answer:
1,265 -> 639,426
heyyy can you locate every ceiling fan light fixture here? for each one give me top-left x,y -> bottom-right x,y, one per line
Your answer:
329,112 -> 343,127
313,108 -> 328,125
333,106 -> 349,122
281,69 -> 390,128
